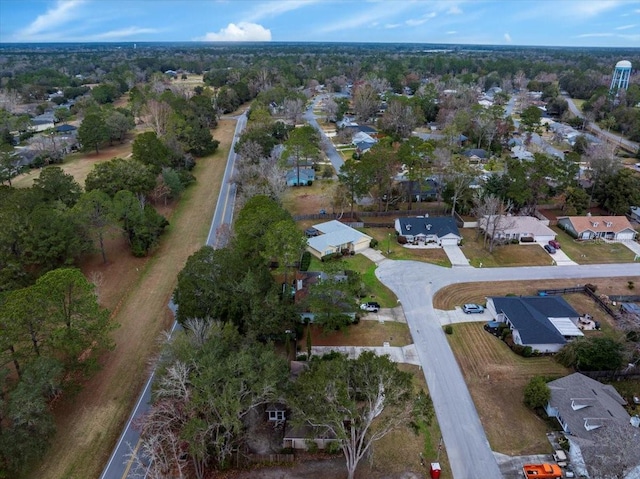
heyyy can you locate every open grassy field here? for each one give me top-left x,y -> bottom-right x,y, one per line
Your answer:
282,179 -> 338,217
459,229 -> 554,267
11,139 -> 134,188
33,120 -> 235,479
447,322 -> 570,455
551,226 -> 637,264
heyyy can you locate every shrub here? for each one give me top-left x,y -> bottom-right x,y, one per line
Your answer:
397,235 -> 408,244
585,283 -> 597,292
510,238 -> 519,244
523,376 -> 551,409
370,238 -> 379,248
305,440 -> 319,453
296,354 -> 308,361
522,346 -> 533,357
300,251 -> 311,271
628,281 -> 635,290
325,441 -> 342,455
444,325 -> 453,335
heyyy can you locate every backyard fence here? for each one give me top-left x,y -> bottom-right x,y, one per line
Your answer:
538,285 -> 621,320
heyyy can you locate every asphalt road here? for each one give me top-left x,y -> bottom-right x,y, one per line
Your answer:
100,112 -> 247,479
303,94 -> 345,173
376,260 -> 640,479
563,95 -> 639,153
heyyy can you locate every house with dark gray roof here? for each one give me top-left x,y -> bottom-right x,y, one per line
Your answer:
486,296 -> 583,353
545,373 -> 640,479
394,216 -> 461,246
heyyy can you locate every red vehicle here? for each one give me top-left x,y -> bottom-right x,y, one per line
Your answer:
548,239 -> 561,249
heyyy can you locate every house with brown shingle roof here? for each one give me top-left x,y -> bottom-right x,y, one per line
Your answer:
557,215 -> 636,241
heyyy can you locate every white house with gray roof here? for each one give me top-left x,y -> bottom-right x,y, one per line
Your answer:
306,220 -> 372,259
545,373 -> 640,479
486,296 -> 583,353
394,216 -> 461,246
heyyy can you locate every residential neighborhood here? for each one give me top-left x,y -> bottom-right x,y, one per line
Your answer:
1,8 -> 640,479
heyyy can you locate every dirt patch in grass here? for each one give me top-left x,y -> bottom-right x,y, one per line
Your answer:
433,276 -> 640,310
34,119 -> 236,479
459,229 -> 553,267
447,322 -> 570,455
12,140 -> 134,188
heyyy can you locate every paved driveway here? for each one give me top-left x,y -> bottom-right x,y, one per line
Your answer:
535,241 -> 576,266
375,260 -> 640,479
442,244 -> 471,267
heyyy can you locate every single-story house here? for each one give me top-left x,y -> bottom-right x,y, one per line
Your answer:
486,296 -> 583,353
286,168 -> 315,186
557,215 -> 637,241
283,422 -> 338,450
462,148 -> 488,163
306,220 -> 372,259
544,373 -> 640,479
479,215 -> 556,243
54,124 -> 77,134
352,131 -> 377,153
394,216 -> 461,246
630,206 -> 640,222
399,178 -> 438,202
30,111 -> 56,132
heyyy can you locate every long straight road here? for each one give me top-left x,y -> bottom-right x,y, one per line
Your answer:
100,112 -> 247,479
376,260 -> 640,479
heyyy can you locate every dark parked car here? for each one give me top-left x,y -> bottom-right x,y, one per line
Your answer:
360,302 -> 381,312
548,239 -> 561,249
544,244 -> 556,254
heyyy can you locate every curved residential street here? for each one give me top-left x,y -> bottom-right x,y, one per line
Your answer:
374,258 -> 640,479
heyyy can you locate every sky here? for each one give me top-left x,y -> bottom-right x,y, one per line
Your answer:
0,0 -> 639,47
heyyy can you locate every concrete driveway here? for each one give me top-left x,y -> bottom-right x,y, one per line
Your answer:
375,260 -> 640,479
535,241 -> 576,266
442,244 -> 471,267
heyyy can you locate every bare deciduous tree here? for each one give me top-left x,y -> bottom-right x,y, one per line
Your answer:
283,98 -> 305,124
144,99 -> 171,137
474,194 -> 516,252
353,83 -> 379,122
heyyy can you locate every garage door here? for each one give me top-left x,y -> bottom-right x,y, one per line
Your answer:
440,238 -> 459,246
616,232 -> 635,241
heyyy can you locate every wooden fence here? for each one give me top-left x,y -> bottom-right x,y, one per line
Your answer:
578,369 -> 640,381
537,285 -> 621,320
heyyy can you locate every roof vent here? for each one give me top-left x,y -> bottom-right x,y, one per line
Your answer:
587,212 -> 592,217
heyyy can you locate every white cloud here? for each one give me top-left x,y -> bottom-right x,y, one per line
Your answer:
447,5 -> 463,15
93,27 -> 160,40
504,32 -> 512,43
406,12 -> 437,26
315,2 -> 415,34
198,22 -> 271,41
571,0 -> 623,17
244,0 -> 321,22
18,0 -> 86,38
446,30 -> 457,34
616,24 -> 637,30
576,32 -> 615,37
385,23 -> 402,29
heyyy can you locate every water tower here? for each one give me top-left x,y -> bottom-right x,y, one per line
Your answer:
610,60 -> 632,93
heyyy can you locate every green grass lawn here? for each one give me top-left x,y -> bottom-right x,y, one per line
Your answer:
308,253 -> 398,307
551,226 -> 637,264
459,229 -> 553,267
363,227 -> 452,267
